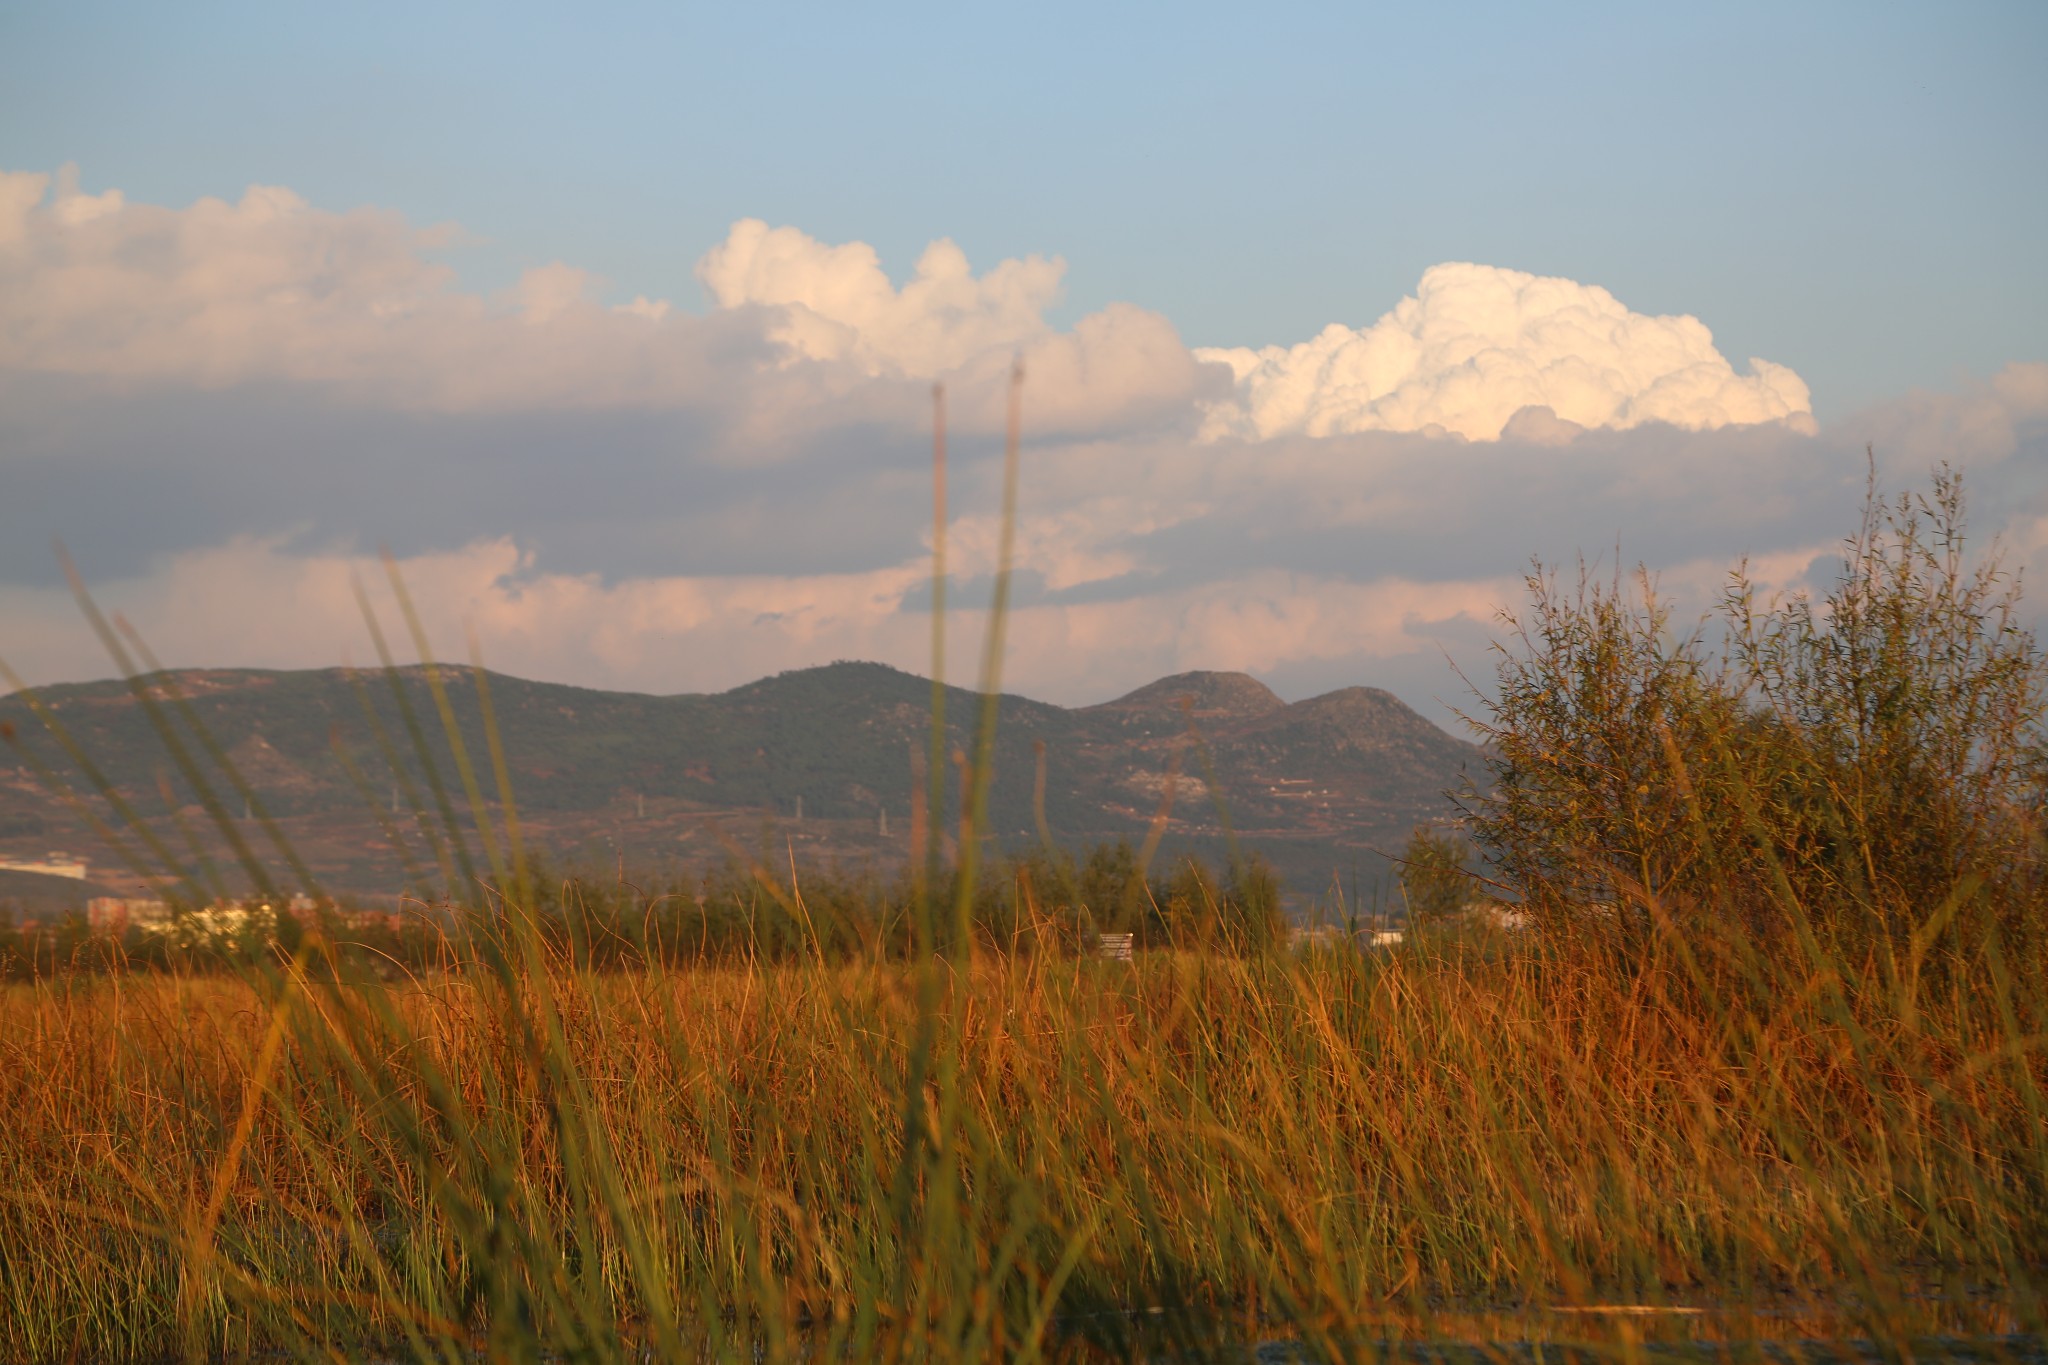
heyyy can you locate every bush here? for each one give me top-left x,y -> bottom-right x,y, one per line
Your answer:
1464,465 -> 2046,956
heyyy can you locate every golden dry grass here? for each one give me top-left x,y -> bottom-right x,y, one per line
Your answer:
1,920 -> 2040,1361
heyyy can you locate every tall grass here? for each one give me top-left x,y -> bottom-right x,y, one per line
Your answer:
0,908 -> 2039,1358
0,442 -> 2043,1360
2,914 -> 2042,1360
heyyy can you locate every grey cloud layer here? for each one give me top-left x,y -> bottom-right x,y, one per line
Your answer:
13,363 -> 2041,732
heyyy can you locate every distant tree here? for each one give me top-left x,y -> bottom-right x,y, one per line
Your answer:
1080,840 -> 1145,932
1398,824 -> 1472,923
1223,852 -> 1285,953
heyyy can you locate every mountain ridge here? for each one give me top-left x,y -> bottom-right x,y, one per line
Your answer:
0,661 -> 1486,904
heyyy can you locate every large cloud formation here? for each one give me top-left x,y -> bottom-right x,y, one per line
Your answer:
5,166 -> 2042,731
1196,262 -> 1817,442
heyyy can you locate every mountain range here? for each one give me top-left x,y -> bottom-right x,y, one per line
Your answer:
0,662 -> 1486,908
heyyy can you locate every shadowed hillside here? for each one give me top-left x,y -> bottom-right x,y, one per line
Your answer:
0,662 -> 1483,906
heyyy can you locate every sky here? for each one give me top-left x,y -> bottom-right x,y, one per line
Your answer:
2,1 -> 2045,729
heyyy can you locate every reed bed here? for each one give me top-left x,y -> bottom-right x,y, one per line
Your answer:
0,909 -> 2041,1361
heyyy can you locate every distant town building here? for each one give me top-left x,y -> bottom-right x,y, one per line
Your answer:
161,903 -> 275,945
1288,925 -> 1405,951
0,852 -> 89,879
86,898 -> 170,933
82,899 -> 291,942
1289,925 -> 1350,952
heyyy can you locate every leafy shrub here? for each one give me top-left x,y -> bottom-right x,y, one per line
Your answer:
1464,465 -> 2046,956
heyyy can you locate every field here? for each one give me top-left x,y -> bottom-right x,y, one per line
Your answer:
1,911 -> 2042,1361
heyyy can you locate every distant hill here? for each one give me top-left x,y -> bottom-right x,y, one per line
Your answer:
0,662 -> 1486,905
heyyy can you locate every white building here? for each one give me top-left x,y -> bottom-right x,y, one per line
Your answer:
0,852 -> 89,880
1095,932 -> 1135,961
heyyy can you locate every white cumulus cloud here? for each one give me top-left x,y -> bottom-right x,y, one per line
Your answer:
696,219 -> 1064,378
1195,262 -> 1816,442
694,219 -> 1217,432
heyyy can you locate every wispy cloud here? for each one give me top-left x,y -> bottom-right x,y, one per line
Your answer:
0,167 -> 1215,437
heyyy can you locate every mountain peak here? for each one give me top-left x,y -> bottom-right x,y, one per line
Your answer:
1093,671 -> 1285,718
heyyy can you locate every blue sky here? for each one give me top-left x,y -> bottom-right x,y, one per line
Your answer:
1,2 -> 2045,718
5,1 -> 2043,414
